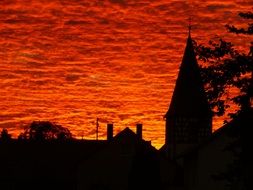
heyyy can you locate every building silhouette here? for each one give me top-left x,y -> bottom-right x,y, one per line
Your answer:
161,31 -> 251,190
0,33 -> 250,190
0,124 -> 171,190
164,31 -> 212,159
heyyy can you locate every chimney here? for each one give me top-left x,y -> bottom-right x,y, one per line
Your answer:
136,123 -> 142,140
107,124 -> 113,141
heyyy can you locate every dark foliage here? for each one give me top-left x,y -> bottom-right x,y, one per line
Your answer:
194,9 -> 253,118
226,11 -> 253,35
20,121 -> 72,141
0,128 -> 12,142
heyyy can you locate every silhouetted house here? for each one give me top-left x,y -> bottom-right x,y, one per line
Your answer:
0,139 -> 107,190
77,127 -> 160,190
181,107 -> 252,190
0,124 -> 180,190
163,32 -> 212,160
77,125 -> 184,190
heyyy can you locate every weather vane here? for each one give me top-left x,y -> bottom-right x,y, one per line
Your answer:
188,17 -> 192,36
188,0 -> 193,35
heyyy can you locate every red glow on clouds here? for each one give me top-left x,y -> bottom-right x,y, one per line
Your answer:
0,0 -> 252,148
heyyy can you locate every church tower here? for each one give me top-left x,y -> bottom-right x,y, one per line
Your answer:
165,32 -> 212,159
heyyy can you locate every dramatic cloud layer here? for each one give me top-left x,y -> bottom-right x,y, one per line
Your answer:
0,0 -> 252,148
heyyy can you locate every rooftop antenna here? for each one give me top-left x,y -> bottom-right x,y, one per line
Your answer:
81,131 -> 84,140
96,118 -> 99,140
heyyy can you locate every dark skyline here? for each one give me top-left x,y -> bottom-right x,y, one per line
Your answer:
0,0 -> 252,148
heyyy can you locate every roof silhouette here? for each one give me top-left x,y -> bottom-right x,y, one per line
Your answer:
113,127 -> 137,141
165,33 -> 212,117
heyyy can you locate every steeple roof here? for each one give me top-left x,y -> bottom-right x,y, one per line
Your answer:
165,34 -> 212,117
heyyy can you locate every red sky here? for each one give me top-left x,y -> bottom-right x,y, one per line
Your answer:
0,0 -> 252,148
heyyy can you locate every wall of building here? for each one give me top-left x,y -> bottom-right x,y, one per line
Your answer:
183,130 -> 238,190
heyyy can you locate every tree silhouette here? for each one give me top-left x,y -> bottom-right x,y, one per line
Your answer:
22,121 -> 72,141
194,9 -> 253,118
0,128 -> 11,142
226,11 -> 253,35
194,9 -> 253,190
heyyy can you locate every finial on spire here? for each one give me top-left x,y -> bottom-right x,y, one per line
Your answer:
188,17 -> 192,37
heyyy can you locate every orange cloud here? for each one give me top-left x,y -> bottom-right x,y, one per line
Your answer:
0,0 -> 252,148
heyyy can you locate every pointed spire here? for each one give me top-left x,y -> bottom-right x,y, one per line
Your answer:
165,31 -> 212,118
164,30 -> 212,158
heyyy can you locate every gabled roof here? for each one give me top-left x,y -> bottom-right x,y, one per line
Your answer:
112,127 -> 157,151
165,34 -> 212,118
113,127 -> 137,141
